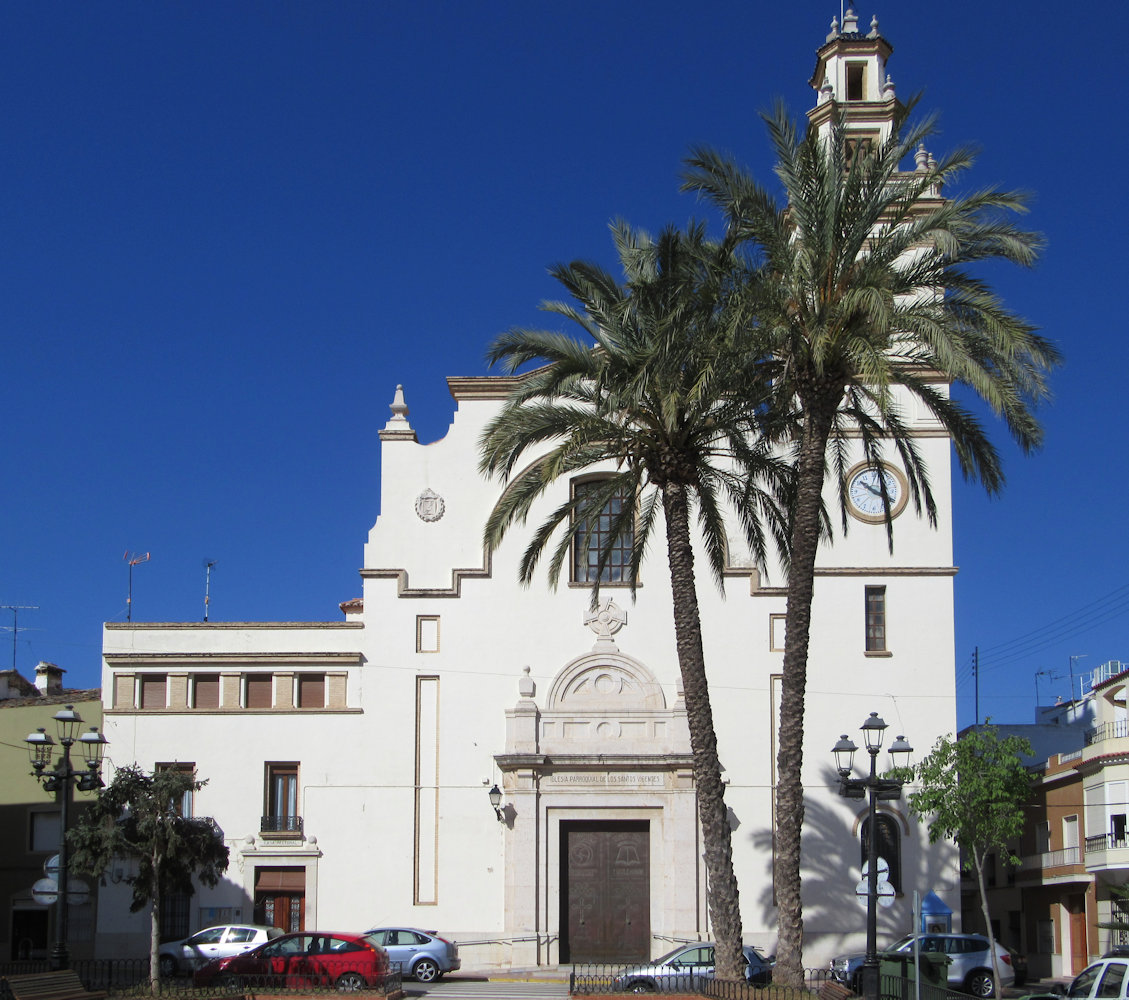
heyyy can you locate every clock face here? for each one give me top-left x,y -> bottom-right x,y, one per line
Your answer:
847,465 -> 906,521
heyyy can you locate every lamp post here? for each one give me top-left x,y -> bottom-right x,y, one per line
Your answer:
833,713 -> 912,1000
26,705 -> 109,970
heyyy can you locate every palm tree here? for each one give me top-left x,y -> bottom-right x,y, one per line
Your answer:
478,220 -> 789,981
683,105 -> 1061,986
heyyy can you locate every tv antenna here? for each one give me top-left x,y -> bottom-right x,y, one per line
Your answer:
203,559 -> 217,622
1,605 -> 38,671
124,551 -> 150,622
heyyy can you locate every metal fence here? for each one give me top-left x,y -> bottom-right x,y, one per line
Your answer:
570,966 -> 966,999
0,958 -> 402,997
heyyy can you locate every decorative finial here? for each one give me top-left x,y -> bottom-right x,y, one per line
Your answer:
882,74 -> 896,100
915,143 -> 930,172
868,14 -> 879,38
379,383 -> 418,441
842,8 -> 859,34
820,74 -> 834,104
827,15 -> 839,42
519,665 -> 535,699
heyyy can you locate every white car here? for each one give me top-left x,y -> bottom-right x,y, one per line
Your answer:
158,924 -> 283,977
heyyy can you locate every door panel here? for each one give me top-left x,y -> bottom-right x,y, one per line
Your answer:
562,821 -> 649,963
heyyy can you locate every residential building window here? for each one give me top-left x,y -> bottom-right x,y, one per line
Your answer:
193,673 -> 220,709
157,762 -> 195,817
140,673 -> 168,709
865,586 -> 887,653
572,479 -> 633,584
263,763 -> 301,835
986,852 -> 997,887
1113,814 -> 1127,846
29,811 -> 60,853
1035,821 -> 1051,854
297,674 -> 325,709
860,814 -> 901,893
160,892 -> 191,941
246,674 -> 273,709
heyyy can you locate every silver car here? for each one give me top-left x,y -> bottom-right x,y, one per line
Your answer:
612,943 -> 773,993
158,924 -> 283,977
363,927 -> 460,983
829,933 -> 1014,998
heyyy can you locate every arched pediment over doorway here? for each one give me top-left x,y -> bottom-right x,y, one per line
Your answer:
546,652 -> 667,712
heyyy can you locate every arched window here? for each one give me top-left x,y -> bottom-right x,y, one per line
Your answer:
861,814 -> 902,893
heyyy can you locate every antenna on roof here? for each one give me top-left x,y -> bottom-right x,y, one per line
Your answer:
203,559 -> 217,622
0,605 -> 38,671
124,551 -> 150,622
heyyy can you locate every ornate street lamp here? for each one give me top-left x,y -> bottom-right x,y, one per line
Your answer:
833,713 -> 912,1000
26,706 -> 109,970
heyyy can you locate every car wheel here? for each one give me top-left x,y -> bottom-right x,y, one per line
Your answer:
965,970 -> 995,998
413,958 -> 441,983
627,981 -> 657,994
336,972 -> 366,992
158,956 -> 178,979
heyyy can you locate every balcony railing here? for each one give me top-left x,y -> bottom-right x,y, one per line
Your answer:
261,814 -> 303,834
1021,845 -> 1082,870
1086,720 -> 1129,745
1086,833 -> 1129,855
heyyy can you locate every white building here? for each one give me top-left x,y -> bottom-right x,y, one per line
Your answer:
98,12 -> 960,971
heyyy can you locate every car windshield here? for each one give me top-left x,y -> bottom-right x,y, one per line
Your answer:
890,936 -> 915,952
653,947 -> 689,965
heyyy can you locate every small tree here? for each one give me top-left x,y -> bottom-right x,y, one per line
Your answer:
69,765 -> 229,990
908,726 -> 1032,997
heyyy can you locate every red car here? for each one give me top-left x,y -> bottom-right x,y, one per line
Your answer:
193,931 -> 390,992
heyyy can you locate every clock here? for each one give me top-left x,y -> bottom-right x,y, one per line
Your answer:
846,463 -> 908,523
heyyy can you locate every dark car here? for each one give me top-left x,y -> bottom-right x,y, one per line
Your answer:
612,942 -> 772,993
193,931 -> 390,992
364,927 -> 460,983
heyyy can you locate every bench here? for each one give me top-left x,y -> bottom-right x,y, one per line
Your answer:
819,979 -> 856,1000
2,971 -> 108,1000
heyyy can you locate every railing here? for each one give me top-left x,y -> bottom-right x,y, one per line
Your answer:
1020,845 -> 1082,869
1086,832 -> 1129,855
260,814 -> 303,834
570,965 -> 826,996
0,959 -> 239,996
197,969 -> 401,992
1085,720 -> 1129,745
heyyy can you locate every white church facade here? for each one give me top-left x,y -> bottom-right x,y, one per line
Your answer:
96,13 -> 961,971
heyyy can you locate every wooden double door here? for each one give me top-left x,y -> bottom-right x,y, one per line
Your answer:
561,821 -> 650,963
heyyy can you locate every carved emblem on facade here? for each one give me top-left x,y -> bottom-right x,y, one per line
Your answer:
584,600 -> 626,647
415,488 -> 445,522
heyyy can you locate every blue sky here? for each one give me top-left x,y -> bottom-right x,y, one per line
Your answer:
2,2 -> 1123,730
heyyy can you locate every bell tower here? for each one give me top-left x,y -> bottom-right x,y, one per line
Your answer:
807,9 -> 899,151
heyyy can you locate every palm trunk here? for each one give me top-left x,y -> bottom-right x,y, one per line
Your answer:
661,482 -> 744,981
774,401 -> 837,987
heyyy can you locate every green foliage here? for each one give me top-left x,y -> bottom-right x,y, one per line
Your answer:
69,764 -> 229,913
479,219 -> 792,598
908,726 -> 1033,867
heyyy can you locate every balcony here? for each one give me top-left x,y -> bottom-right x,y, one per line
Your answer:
1086,720 -> 1129,745
260,814 -> 303,837
1017,845 -> 1088,884
1085,833 -> 1129,876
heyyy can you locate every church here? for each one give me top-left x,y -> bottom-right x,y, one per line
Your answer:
97,11 -> 960,971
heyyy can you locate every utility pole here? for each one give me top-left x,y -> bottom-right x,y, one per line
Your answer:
203,560 -> 217,622
1,605 -> 38,671
973,647 -> 979,725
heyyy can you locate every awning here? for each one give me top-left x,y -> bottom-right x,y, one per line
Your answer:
255,867 -> 305,893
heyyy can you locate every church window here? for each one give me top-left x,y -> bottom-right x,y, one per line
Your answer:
861,813 -> 901,892
865,586 -> 887,652
846,63 -> 865,101
571,479 -> 633,584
